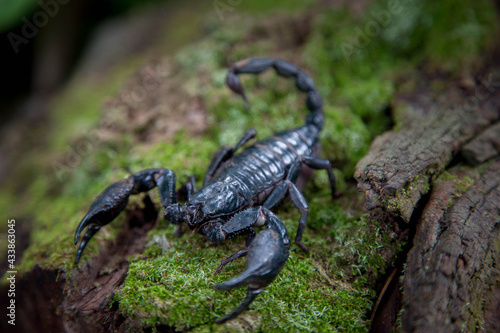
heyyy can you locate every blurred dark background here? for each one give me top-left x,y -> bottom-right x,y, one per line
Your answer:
0,0 -> 181,183
0,0 -> 169,125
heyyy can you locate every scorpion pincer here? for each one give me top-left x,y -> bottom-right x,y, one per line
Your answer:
74,57 -> 337,323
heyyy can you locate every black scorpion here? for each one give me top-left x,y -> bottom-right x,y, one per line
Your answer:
74,58 -> 337,323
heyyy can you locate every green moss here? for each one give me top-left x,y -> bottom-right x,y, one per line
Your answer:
378,174 -> 433,221
433,170 -> 477,210
452,175 -> 475,194
117,188 -> 399,331
360,0 -> 497,74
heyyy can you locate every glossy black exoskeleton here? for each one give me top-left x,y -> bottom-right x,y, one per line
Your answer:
74,58 -> 337,323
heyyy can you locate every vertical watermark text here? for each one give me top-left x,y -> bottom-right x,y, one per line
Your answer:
6,219 -> 17,326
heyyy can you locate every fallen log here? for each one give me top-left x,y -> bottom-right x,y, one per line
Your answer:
356,69 -> 500,331
355,73 -> 500,221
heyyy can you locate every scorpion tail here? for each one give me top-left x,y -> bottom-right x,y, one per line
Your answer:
215,223 -> 289,323
226,57 -> 324,130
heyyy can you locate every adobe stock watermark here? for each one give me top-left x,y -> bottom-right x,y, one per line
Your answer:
52,63 -> 168,182
119,64 -> 170,109
51,116 -> 113,182
340,0 -> 404,62
213,0 -> 243,22
7,0 -> 71,54
454,72 -> 500,113
6,219 -> 17,326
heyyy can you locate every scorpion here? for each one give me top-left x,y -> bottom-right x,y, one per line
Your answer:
74,57 -> 337,323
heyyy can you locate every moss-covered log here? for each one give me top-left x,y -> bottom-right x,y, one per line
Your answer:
1,0 -> 500,332
354,75 -> 500,221
355,61 -> 500,330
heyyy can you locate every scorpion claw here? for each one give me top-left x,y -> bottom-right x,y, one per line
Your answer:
215,288 -> 259,324
75,225 -> 101,264
215,226 -> 289,323
74,179 -> 133,264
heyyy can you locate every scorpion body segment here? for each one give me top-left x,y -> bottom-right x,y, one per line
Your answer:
74,58 -> 336,323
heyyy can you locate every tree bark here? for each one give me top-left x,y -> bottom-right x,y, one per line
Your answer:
355,68 -> 500,331
355,72 -> 500,221
401,161 -> 500,332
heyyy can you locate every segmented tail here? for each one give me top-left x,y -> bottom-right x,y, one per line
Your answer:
226,58 -> 324,131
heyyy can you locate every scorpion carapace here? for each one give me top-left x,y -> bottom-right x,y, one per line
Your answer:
74,57 -> 337,323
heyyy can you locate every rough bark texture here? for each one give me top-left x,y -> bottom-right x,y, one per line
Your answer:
401,161 -> 500,332
463,121 -> 500,165
355,73 -> 500,221
354,68 -> 500,331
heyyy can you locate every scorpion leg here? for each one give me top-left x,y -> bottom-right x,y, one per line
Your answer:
213,207 -> 290,323
176,174 -> 197,201
215,250 -> 248,275
263,160 -> 311,251
301,155 -> 338,198
186,174 -> 197,195
74,168 -> 180,264
172,175 -> 197,237
214,228 -> 255,274
203,129 -> 257,186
